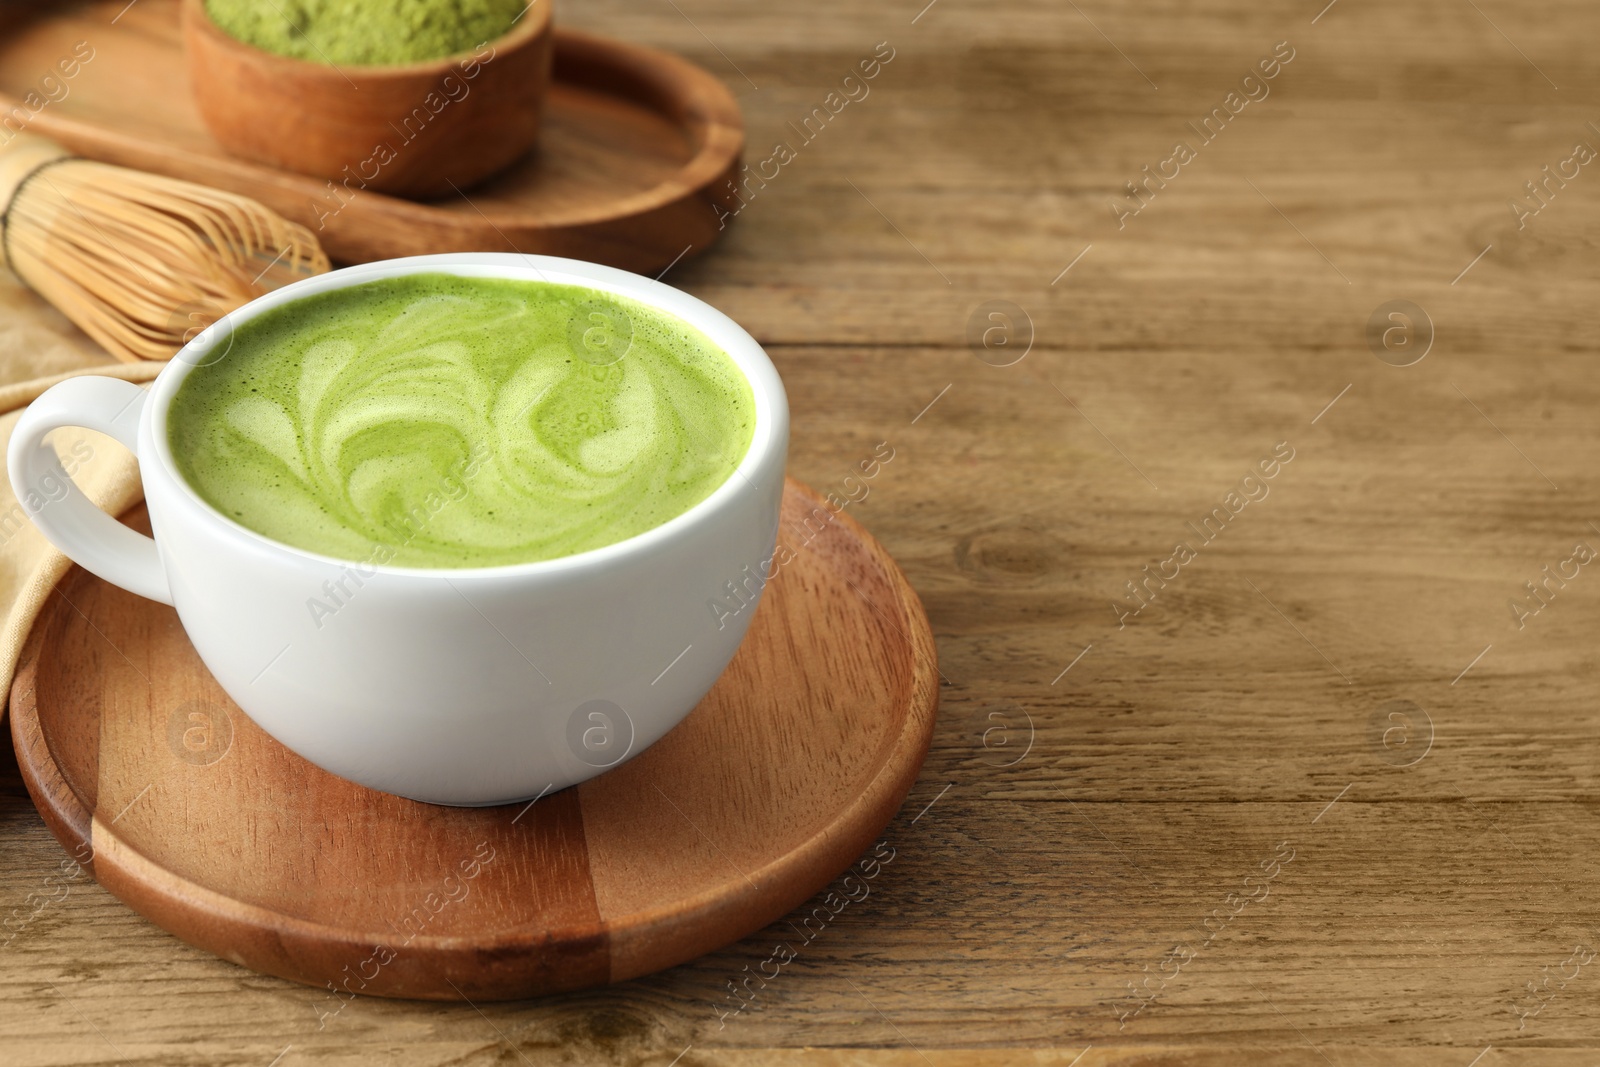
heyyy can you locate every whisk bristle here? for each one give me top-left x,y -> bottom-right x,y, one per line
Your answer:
1,150 -> 330,362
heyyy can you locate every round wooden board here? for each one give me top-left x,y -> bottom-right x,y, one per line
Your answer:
8,479 -> 937,1001
0,0 -> 744,272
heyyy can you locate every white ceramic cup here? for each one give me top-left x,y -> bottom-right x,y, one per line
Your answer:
7,254 -> 788,805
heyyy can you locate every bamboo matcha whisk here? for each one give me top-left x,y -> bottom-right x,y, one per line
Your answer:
0,133 -> 329,363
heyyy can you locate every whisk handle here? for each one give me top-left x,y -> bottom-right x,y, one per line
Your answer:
7,376 -> 171,605
0,134 -> 71,265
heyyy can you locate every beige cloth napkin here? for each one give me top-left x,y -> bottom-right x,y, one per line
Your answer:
0,268 -> 162,726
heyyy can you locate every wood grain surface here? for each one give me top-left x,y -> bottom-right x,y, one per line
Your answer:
0,0 -> 744,271
5,0 -> 1600,1062
6,482 -> 936,1002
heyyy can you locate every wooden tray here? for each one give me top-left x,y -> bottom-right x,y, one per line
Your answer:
0,1 -> 743,272
8,480 -> 938,1001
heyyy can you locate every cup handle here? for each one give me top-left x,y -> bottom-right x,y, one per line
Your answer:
6,376 -> 172,605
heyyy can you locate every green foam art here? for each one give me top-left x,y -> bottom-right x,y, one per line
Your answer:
169,273 -> 755,568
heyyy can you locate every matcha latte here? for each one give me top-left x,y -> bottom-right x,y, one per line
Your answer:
167,274 -> 756,568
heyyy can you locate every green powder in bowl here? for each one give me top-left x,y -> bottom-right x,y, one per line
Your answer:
204,0 -> 529,66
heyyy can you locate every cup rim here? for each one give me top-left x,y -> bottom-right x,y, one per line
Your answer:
145,253 -> 788,579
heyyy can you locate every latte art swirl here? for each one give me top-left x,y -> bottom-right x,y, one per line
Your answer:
169,275 -> 757,568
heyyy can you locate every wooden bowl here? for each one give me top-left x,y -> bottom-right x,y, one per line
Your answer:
181,0 -> 554,198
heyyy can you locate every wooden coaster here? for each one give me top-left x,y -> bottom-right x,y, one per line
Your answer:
8,480 -> 937,1001
0,0 -> 743,273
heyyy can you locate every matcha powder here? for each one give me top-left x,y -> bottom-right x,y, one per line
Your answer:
206,0 -> 529,66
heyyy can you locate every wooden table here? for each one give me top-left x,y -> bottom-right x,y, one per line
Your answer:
6,0 -> 1600,1062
